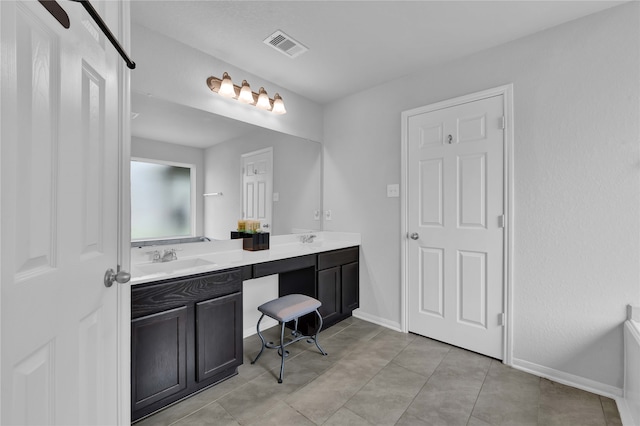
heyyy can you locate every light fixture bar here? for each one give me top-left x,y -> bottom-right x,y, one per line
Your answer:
206,74 -> 286,114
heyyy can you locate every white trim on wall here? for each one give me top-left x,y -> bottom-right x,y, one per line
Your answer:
512,357 -> 623,399
400,84 -> 515,364
352,309 -> 402,332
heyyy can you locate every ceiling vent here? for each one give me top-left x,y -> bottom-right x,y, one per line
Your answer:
263,30 -> 308,58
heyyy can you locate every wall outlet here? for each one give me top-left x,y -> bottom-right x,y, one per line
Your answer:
314,210 -> 320,220
325,210 -> 332,221
387,184 -> 400,198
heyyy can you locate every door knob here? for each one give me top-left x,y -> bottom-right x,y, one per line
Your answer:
104,268 -> 131,288
409,232 -> 419,240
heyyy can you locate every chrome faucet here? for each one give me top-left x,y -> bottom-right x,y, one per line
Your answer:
148,248 -> 178,263
299,234 -> 317,243
161,248 -> 178,262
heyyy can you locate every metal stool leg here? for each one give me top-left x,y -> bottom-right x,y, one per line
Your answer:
278,321 -> 286,383
313,309 -> 327,356
251,314 -> 266,364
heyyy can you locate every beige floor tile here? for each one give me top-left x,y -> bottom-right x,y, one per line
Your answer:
323,407 -> 373,426
392,335 -> 451,377
171,402 -> 239,426
243,400 -> 315,426
471,361 -> 540,425
600,396 -> 623,426
538,379 -> 607,426
215,381 -> 280,424
136,319 -> 621,426
467,415 -> 493,426
345,362 -> 427,425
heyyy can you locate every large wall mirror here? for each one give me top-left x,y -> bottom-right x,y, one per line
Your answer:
131,92 -> 322,242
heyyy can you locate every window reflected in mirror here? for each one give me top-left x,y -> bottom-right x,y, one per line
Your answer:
131,160 -> 193,240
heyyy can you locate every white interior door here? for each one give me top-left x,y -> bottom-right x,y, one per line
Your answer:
1,1 -> 123,423
242,148 -> 273,232
406,94 -> 505,359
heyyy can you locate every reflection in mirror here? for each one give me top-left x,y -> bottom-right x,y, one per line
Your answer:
131,93 -> 322,241
131,160 -> 192,240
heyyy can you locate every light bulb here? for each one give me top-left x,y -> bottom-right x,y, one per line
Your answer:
256,87 -> 272,110
238,80 -> 254,104
218,72 -> 236,98
272,93 -> 286,114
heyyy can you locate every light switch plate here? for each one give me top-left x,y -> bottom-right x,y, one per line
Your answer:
325,210 -> 332,221
387,184 -> 400,198
314,210 -> 320,220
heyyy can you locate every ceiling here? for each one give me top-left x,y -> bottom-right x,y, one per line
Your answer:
131,0 -> 623,105
129,0 -> 624,147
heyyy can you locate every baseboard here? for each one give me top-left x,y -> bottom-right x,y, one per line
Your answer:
243,317 -> 277,339
511,358 -> 623,399
352,309 -> 402,332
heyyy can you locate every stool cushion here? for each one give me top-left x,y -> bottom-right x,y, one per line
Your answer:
258,294 -> 321,323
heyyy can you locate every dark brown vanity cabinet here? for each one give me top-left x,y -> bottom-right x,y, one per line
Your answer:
131,269 -> 242,422
317,247 -> 359,329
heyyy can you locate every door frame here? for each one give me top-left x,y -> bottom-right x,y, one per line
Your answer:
400,84 -> 515,365
117,1 -> 132,423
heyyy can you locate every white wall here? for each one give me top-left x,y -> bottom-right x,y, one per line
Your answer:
131,136 -> 205,237
131,24 -> 323,143
204,131 -> 322,240
322,2 -> 639,393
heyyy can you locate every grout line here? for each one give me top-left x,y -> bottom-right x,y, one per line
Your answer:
466,359 -> 492,426
391,342 -> 453,424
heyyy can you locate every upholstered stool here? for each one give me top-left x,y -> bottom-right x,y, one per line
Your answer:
251,294 -> 327,383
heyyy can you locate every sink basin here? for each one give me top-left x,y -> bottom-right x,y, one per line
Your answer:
136,258 -> 215,275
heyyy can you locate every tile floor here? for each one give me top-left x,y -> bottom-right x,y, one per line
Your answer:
135,317 -> 622,426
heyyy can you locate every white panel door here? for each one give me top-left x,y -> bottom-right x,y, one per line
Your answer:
407,94 -> 505,359
242,148 -> 273,232
1,1 -> 123,424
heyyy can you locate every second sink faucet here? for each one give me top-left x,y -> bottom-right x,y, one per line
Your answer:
300,234 -> 317,243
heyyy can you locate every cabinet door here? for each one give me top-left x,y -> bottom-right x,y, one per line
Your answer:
341,262 -> 359,313
131,306 -> 188,413
318,267 -> 341,325
196,292 -> 243,382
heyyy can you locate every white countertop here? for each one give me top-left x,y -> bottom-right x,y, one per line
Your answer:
130,232 -> 361,285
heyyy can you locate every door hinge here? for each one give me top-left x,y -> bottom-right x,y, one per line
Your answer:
499,116 -> 506,130
498,214 -> 506,228
498,313 -> 506,326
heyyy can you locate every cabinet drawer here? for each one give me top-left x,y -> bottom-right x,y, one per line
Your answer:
253,254 -> 316,278
132,269 -> 242,318
317,247 -> 359,270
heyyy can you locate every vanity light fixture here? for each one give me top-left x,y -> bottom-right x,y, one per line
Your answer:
206,73 -> 286,114
256,87 -> 272,110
